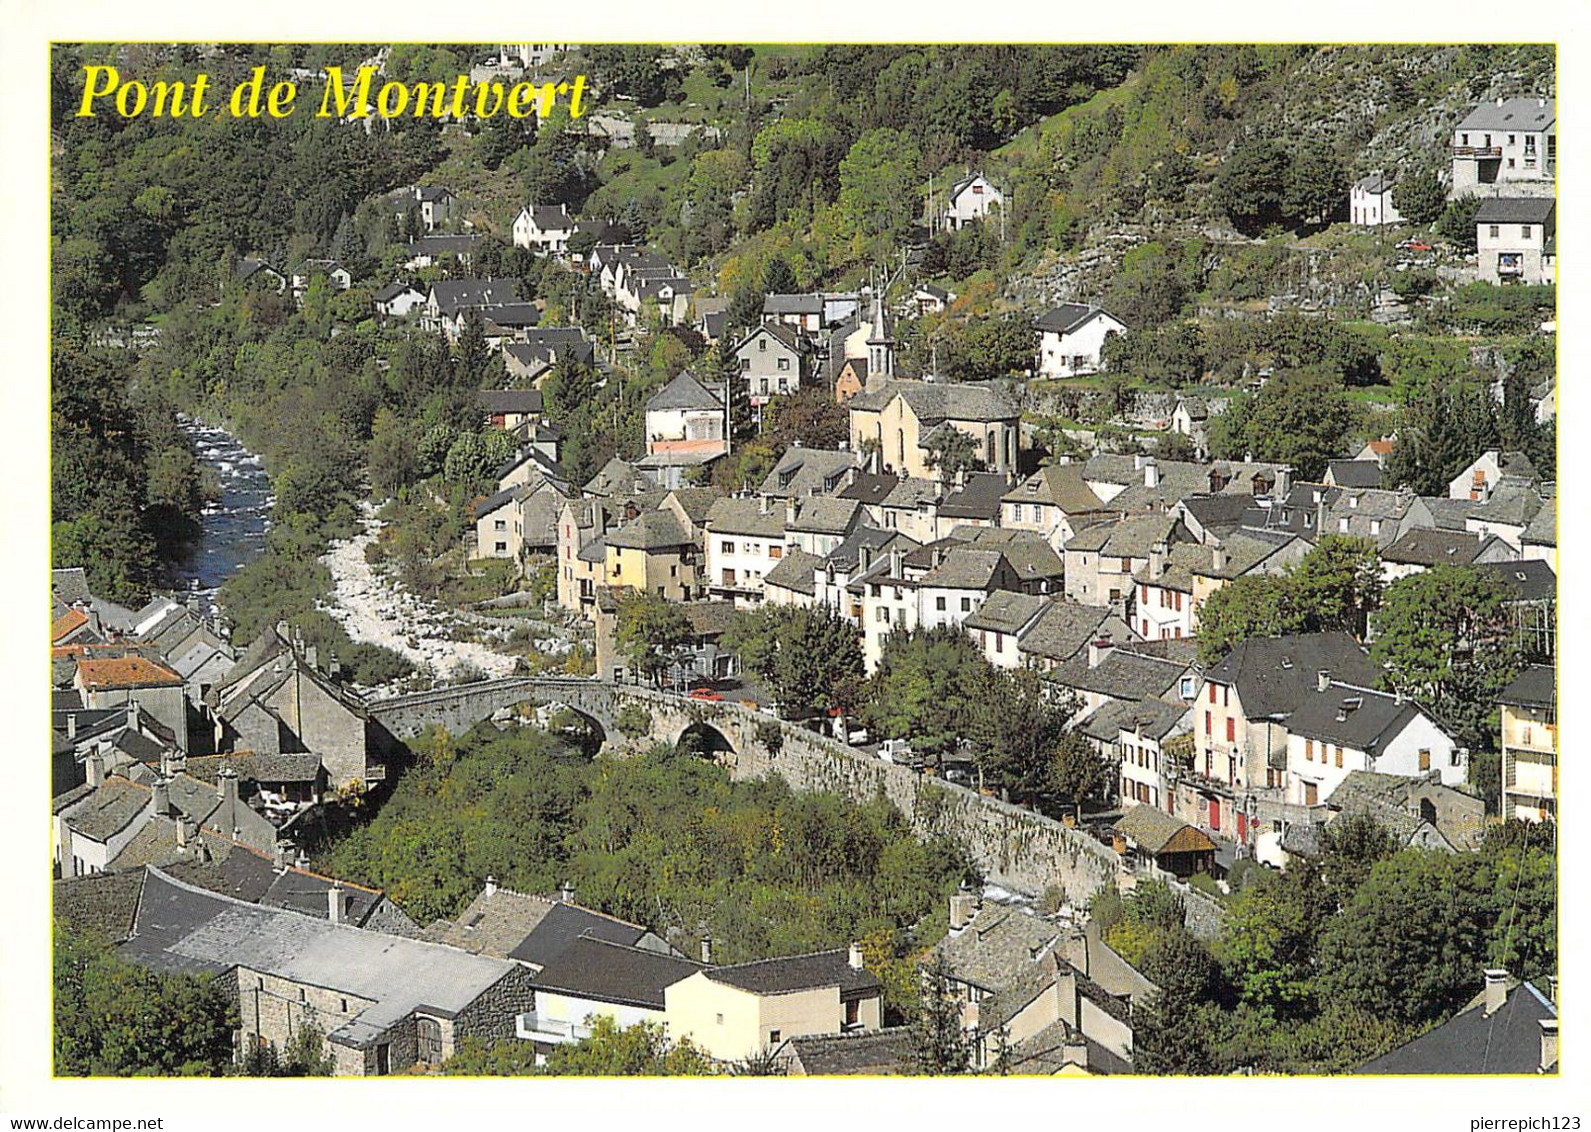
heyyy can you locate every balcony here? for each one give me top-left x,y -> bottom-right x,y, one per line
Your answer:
515,1013 -> 592,1045
1454,146 -> 1503,158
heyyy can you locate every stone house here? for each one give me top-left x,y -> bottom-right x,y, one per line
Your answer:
73,656 -> 189,755
123,868 -> 534,1076
734,323 -> 812,413
1349,173 -> 1404,228
664,947 -> 883,1063
1001,464 -> 1110,551
847,381 -> 1020,480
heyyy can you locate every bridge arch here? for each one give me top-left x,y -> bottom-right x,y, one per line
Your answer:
674,719 -> 738,764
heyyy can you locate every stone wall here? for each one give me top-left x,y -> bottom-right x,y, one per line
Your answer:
450,964 -> 540,1055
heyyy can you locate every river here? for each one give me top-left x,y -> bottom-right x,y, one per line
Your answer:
172,416 -> 273,610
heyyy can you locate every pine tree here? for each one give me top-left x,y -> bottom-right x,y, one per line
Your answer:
912,954 -> 971,1074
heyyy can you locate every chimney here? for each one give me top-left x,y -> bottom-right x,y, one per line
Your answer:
1134,453 -> 1146,470
1316,670 -> 1331,694
219,767 -> 239,810
1547,976 -> 1558,1005
1144,458 -> 1160,488
274,840 -> 289,871
760,494 -> 772,515
1089,638 -> 1115,669
1540,1018 -> 1558,1072
152,777 -> 171,817
1062,1037 -> 1090,1071
700,937 -> 712,964
949,891 -> 977,932
65,713 -> 77,740
1275,466 -> 1292,499
1496,96 -> 1505,106
1149,540 -> 1167,581
86,753 -> 104,788
176,817 -> 194,848
328,882 -> 345,925
1212,542 -> 1229,573
485,875 -> 498,897
786,498 -> 797,529
160,748 -> 180,780
1484,969 -> 1509,1016
889,547 -> 904,579
559,881 -> 576,905
859,545 -> 874,571
1538,97 -> 1546,108
305,644 -> 318,670
126,699 -> 141,732
848,941 -> 864,971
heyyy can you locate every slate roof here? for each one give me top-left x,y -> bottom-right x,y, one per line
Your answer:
1358,979 -> 1557,1074
838,472 -> 900,506
646,370 -> 723,413
1115,804 -> 1217,856
1471,480 -> 1545,527
706,496 -> 787,539
1477,559 -> 1557,603
931,904 -> 1062,993
1416,496 -> 1483,532
848,381 -> 1018,424
789,496 -> 862,535
1382,529 -> 1487,567
963,590 -> 1047,635
374,282 -> 422,303
532,936 -> 705,1009
1194,530 -> 1303,580
584,457 -> 648,498
53,869 -> 148,942
52,567 -> 93,605
1285,683 -> 1429,754
473,487 -> 520,521
1035,304 -> 1108,335
1003,464 -> 1107,515
761,449 -> 858,505
950,527 -> 1065,584
1065,514 -> 1184,558
764,549 -> 822,597
428,278 -> 515,313
1017,602 -> 1114,662
1203,632 -> 1380,719
124,868 -> 519,1049
1078,698 -> 1190,744
920,547 -> 1009,591
480,389 -> 543,416
1458,97 -> 1555,131
61,777 -> 150,842
1050,648 -> 1191,704
680,600 -> 736,639
1177,493 -> 1255,537
1521,503 -> 1556,546
1328,460 -> 1384,489
1005,1019 -> 1132,1075
777,1026 -> 916,1075
510,900 -> 666,968
1497,665 -> 1555,711
1474,198 -> 1556,226
763,293 -> 824,316
706,949 -> 883,997
604,509 -> 693,551
937,472 -> 1011,521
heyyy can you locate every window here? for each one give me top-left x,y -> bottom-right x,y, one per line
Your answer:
1225,718 -> 1235,743
876,607 -> 888,624
1120,557 -> 1131,573
936,596 -> 946,611
494,519 -> 507,531
1521,225 -> 1532,239
1205,711 -> 1211,735
760,378 -> 769,395
960,597 -> 972,612
777,357 -> 790,371
1418,748 -> 1431,771
720,540 -> 734,555
759,338 -> 767,352
340,998 -> 348,1012
716,1013 -> 724,1025
1335,746 -> 1343,768
1509,134 -> 1516,145
1461,132 -> 1469,145
1304,782 -> 1318,806
1306,739 -> 1313,761
1141,584 -> 1149,604
769,545 -> 782,560
845,999 -> 860,1027
494,541 -> 508,553
740,357 -> 750,371
1489,225 -> 1501,238
1209,684 -> 1216,704
994,633 -> 1003,654
769,1030 -> 782,1045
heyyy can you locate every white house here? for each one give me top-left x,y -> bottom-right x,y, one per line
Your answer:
1448,450 -> 1537,501
1475,198 -> 1556,285
1452,97 -> 1555,194
704,496 -> 788,608
1284,678 -> 1464,807
945,173 -> 1003,230
1350,174 -> 1404,228
513,204 -> 576,255
643,371 -> 727,460
373,282 -> 426,319
1035,304 -> 1128,378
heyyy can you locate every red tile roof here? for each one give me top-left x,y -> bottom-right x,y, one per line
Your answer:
76,656 -> 184,690
51,609 -> 88,643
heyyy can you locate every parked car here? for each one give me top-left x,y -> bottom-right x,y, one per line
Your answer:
879,738 -> 915,765
689,687 -> 724,702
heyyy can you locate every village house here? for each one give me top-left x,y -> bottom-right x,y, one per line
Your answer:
1451,97 -> 1555,194
1001,464 -> 1110,550
1319,770 -> 1486,853
373,282 -> 426,320
943,172 -> 1003,230
1034,304 -> 1127,378
404,234 -> 485,271
762,548 -> 824,609
703,496 -> 788,607
393,184 -> 457,231
235,257 -> 286,293
812,527 -> 919,623
785,496 -> 864,558
1185,530 -> 1313,618
480,389 -> 545,433
734,323 -> 812,414
1475,198 -> 1556,285
1498,665 -> 1556,823
503,327 -> 596,383
422,278 -> 517,338
877,477 -> 944,543
961,590 -> 1048,669
932,472 -> 1010,538
762,293 -> 825,334
123,867 -> 534,1076
757,447 -> 858,504
1378,528 -> 1515,584
1465,479 -> 1548,551
290,259 -> 351,302
927,895 -> 1135,1074
1042,639 -> 1198,725
73,656 -> 189,755
1349,173 -> 1404,227
847,382 -> 1020,480
1079,697 -> 1192,812
665,947 -> 884,1063
1324,459 -> 1385,490
911,283 -> 956,316
773,1027 -> 916,1076
1282,676 -> 1464,808
1062,513 -> 1193,613
640,370 -> 728,487
519,936 -> 706,1059
1015,601 -> 1132,675
603,507 -> 702,602
1190,631 -> 1381,843
1449,450 -> 1538,501
1520,503 -> 1556,573
512,204 -> 576,255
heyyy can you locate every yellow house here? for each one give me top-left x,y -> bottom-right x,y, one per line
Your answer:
664,947 -> 883,1062
602,508 -> 700,602
1498,665 -> 1556,822
847,382 -> 1019,481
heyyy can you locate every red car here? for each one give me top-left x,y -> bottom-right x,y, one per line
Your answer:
688,687 -> 724,702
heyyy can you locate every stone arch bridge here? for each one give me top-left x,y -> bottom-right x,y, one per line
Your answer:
362,677 -> 1219,928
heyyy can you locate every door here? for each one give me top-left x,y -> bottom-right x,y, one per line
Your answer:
1236,811 -> 1248,842
417,1017 -> 443,1066
1209,798 -> 1221,832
